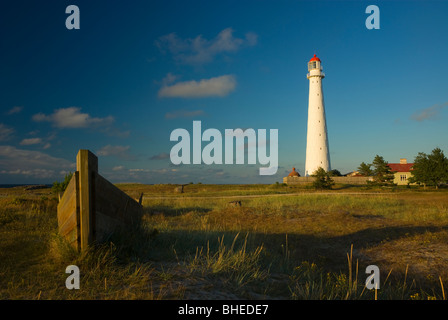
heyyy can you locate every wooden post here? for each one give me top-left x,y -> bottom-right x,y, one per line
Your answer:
138,192 -> 143,205
76,150 -> 98,251
57,149 -> 143,251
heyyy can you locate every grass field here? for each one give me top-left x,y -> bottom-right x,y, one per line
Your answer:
1,183 -> 448,300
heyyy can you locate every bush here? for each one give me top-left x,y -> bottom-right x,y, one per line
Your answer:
52,172 -> 73,199
311,167 -> 335,190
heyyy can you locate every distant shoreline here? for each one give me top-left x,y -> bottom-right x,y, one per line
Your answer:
0,184 -> 52,189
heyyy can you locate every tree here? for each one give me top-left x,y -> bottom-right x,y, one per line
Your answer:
371,155 -> 395,186
311,167 -> 335,190
357,162 -> 372,176
409,147 -> 448,189
328,169 -> 342,177
428,147 -> 448,188
408,152 -> 431,188
52,172 -> 73,200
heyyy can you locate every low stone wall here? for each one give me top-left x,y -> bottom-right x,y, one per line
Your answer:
283,176 -> 371,185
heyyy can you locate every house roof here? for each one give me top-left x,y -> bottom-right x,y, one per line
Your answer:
387,163 -> 414,172
346,171 -> 364,177
288,167 -> 300,177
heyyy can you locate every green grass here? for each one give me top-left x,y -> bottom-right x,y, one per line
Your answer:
1,184 -> 448,299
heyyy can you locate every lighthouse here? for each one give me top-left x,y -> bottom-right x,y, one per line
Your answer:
305,54 -> 331,176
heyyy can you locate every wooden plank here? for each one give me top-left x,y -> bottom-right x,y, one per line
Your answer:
57,189 -> 77,226
74,171 -> 80,251
94,173 -> 142,224
65,227 -> 79,246
77,150 -> 97,251
56,171 -> 80,251
95,212 -> 123,242
58,172 -> 77,208
57,172 -> 77,226
94,173 -> 142,241
59,211 -> 78,237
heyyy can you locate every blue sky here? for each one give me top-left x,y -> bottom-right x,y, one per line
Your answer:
1,0 -> 447,184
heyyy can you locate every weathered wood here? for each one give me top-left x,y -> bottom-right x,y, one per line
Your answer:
59,211 -> 78,237
138,192 -> 143,205
61,220 -> 79,244
57,171 -> 80,251
95,212 -> 123,242
77,150 -> 97,251
94,173 -> 142,241
57,187 -> 77,226
57,172 -> 77,215
57,150 -> 143,251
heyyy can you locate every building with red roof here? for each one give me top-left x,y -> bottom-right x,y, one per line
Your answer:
387,158 -> 414,185
288,167 -> 301,177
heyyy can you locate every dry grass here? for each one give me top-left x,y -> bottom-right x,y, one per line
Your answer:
1,184 -> 448,300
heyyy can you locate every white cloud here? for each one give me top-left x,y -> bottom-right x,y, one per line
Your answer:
20,138 -> 43,146
0,124 -> 14,141
97,145 -> 130,156
28,130 -> 40,136
149,152 -> 170,160
97,145 -> 135,160
156,27 -> 257,65
411,102 -> 448,122
7,106 -> 23,115
160,72 -> 179,86
129,168 -> 150,172
158,75 -> 236,98
0,145 -> 75,179
32,107 -> 114,128
0,168 -> 57,179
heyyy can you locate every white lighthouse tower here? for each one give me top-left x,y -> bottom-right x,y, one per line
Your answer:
305,54 -> 331,176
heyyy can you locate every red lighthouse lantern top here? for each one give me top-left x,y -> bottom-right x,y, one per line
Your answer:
309,54 -> 321,62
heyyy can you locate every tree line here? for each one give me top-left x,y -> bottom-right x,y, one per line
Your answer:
357,147 -> 448,189
311,147 -> 448,190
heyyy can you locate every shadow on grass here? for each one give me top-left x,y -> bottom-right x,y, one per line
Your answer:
47,213 -> 448,299
141,224 -> 448,283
